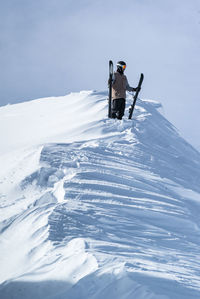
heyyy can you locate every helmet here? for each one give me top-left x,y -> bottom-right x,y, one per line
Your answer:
116,61 -> 126,73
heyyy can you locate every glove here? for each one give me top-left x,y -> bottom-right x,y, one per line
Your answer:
132,87 -> 141,92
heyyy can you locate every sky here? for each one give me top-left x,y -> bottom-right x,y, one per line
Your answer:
1,0 -> 200,149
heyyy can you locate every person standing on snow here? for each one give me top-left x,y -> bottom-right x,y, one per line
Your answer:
110,61 -> 139,120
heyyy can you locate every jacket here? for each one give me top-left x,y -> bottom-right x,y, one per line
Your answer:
111,71 -> 134,100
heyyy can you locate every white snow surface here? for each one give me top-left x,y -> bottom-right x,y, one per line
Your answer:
0,90 -> 200,299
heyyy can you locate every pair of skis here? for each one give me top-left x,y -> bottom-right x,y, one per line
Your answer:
108,60 -> 144,119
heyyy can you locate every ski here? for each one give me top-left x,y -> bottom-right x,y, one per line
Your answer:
128,73 -> 144,120
108,60 -> 113,118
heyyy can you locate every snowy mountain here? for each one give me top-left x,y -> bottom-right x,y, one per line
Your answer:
0,91 -> 200,299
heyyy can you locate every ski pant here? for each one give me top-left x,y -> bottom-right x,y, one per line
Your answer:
111,98 -> 125,120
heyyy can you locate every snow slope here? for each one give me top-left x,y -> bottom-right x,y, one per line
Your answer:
0,91 -> 200,299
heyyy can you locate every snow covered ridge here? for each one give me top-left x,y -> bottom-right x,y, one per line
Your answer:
0,91 -> 200,299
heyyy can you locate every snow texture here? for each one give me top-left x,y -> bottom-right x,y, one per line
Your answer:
0,91 -> 200,299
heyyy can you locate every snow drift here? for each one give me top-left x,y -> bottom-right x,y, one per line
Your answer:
0,91 -> 200,299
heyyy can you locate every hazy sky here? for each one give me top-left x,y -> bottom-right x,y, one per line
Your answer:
1,0 -> 200,149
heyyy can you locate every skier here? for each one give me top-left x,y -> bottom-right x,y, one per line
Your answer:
109,61 -> 139,120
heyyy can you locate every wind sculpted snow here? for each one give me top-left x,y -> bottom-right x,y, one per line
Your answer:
0,91 -> 200,298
